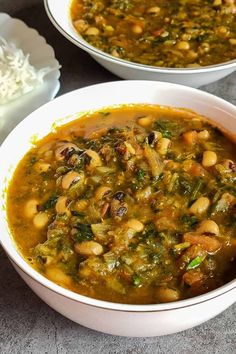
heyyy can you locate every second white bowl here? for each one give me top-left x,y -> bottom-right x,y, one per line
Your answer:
44,0 -> 236,88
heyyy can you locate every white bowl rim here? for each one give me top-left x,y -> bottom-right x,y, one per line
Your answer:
1,80 -> 236,313
44,0 -> 236,74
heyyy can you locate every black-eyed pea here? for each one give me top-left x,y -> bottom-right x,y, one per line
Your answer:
176,41 -> 190,50
202,151 -> 217,167
111,49 -> 120,58
95,186 -> 112,201
73,19 -> 88,33
76,199 -> 88,211
156,287 -> 180,303
147,6 -> 161,15
34,162 -> 51,173
189,197 -> 210,215
197,220 -> 220,236
137,116 -> 153,127
33,212 -> 49,229
147,131 -> 162,146
156,138 -> 171,155
85,27 -> 100,35
198,130 -> 210,140
55,196 -> 70,216
85,149 -> 102,168
55,142 -> 79,161
61,171 -> 81,189
25,199 -> 39,218
125,219 -> 144,232
222,159 -> 235,171
74,241 -> 103,256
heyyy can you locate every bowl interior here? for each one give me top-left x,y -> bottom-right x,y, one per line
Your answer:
1,80 -> 236,310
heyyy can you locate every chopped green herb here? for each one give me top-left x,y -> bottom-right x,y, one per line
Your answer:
167,172 -> 179,193
191,178 -> 205,201
173,242 -> 190,253
187,256 -> 203,270
179,176 -> 192,195
72,223 -> 93,242
143,223 -> 158,238
42,195 -> 58,210
133,274 -> 141,286
154,120 -> 182,138
181,214 -> 198,230
29,156 -> 37,165
136,168 -> 146,181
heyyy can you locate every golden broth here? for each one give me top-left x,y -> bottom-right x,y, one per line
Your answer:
7,105 -> 236,304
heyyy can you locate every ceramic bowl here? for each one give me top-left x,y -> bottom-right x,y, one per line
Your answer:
0,81 -> 236,337
0,13 -> 61,144
44,0 -> 236,88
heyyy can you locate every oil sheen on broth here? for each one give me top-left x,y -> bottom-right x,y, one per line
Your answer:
7,105 -> 236,304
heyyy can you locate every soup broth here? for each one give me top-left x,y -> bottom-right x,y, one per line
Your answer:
71,0 -> 236,68
7,105 -> 236,304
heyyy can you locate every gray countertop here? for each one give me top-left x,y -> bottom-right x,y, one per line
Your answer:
0,1 -> 235,353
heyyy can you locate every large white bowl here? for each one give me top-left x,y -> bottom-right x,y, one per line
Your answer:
0,81 -> 236,337
44,0 -> 236,88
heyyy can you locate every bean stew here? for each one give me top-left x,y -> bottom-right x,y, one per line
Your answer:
71,0 -> 236,68
7,105 -> 236,304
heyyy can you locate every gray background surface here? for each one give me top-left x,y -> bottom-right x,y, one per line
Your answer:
0,1 -> 235,353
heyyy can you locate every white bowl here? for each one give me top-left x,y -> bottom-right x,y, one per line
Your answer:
44,0 -> 236,88
0,81 -> 235,337
0,13 -> 61,144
